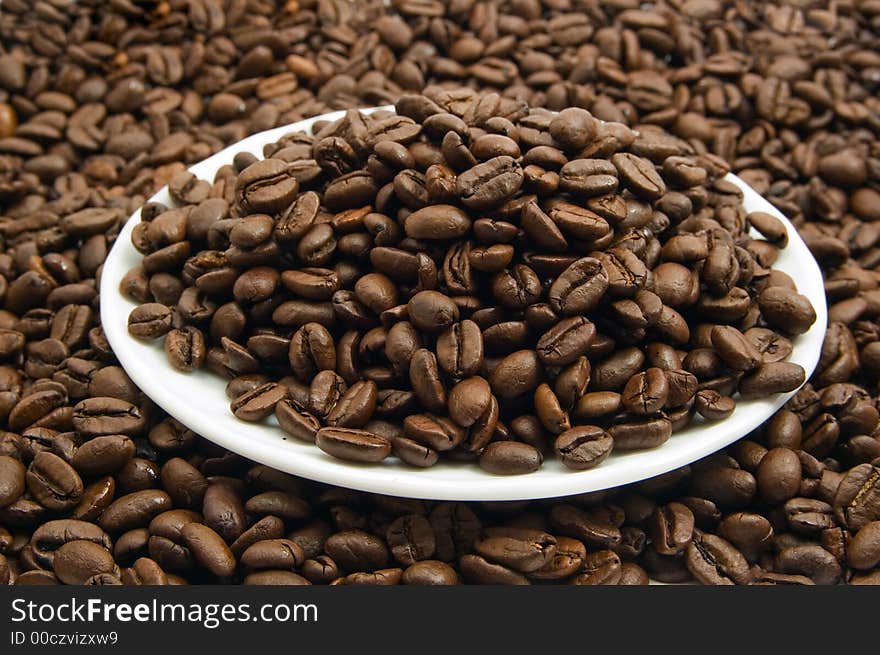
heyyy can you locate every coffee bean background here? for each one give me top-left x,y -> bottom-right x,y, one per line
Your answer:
0,0 -> 879,585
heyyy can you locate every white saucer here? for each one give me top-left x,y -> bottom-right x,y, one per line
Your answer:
100,108 -> 827,501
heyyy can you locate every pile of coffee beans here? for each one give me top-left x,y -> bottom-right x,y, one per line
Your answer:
0,0 -> 879,584
122,92 -> 815,473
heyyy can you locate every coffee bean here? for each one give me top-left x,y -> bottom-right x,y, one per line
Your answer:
621,368 -> 669,415
489,350 -> 542,399
0,456 -> 26,508
72,435 -> 136,477
53,540 -> 117,585
165,327 -> 206,371
776,544 -> 842,585
612,153 -> 667,200
100,490 -> 172,535
758,287 -> 817,335
535,317 -> 595,366
387,515 -> 436,566
458,553 -> 530,585
554,426 -> 613,470
448,377 -> 491,428
407,291 -> 459,334
711,325 -> 762,372
275,400 -> 321,443
241,539 -> 305,570
403,414 -> 465,452
203,484 -> 246,544
401,560 -> 459,585
833,463 -> 880,530
456,156 -> 523,210
235,159 -> 299,215
27,452 -> 83,511
231,382 -> 287,421
436,320 -> 483,378
73,398 -> 144,437
474,529 -> 557,573
685,532 -> 751,585
404,205 -> 471,240
756,448 -> 802,505
316,427 -> 391,463
740,362 -> 806,398
181,522 -> 236,578
608,416 -> 672,451
847,521 -> 880,570
325,529 -> 389,572
648,503 -> 694,556
479,442 -> 542,475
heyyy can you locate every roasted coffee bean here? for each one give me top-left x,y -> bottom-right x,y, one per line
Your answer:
847,521 -> 880,571
573,549 -> 623,585
235,159 -> 299,215
758,287 -> 817,336
202,484 -> 246,544
72,398 -> 144,437
489,350 -> 542,400
289,323 -> 336,381
160,458 -> 207,510
0,455 -> 26,508
275,401 -> 321,443
474,529 -> 556,573
740,363 -> 806,398
685,532 -> 750,585
648,503 -> 694,556
608,416 -> 672,451
27,452 -> 83,511
554,426 -> 613,470
325,530 -> 390,573
436,320 -> 483,378
405,205 -> 471,240
559,159 -> 617,197
53,540 -> 117,585
325,381 -> 377,429
621,368 -> 669,415
757,448 -> 802,505
127,303 -> 173,339
309,370 -> 347,419
456,157 -> 523,210
401,560 -> 459,585
694,390 -> 735,420
181,522 -> 236,578
458,553 -> 530,585
241,539 -> 305,570
231,382 -> 287,422
692,467 -> 757,510
448,377 -> 492,428
316,427 -> 391,463
717,513 -> 773,563
711,326 -> 762,372
536,317 -> 595,367
165,327 -> 207,372
386,515 -> 436,566
833,463 -> 880,531
403,414 -> 465,452
100,490 -> 172,535
72,435 -> 135,477
479,442 -> 542,476
548,257 -> 608,315
612,153 -> 666,201
407,291 -> 459,334
776,544 -> 842,585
